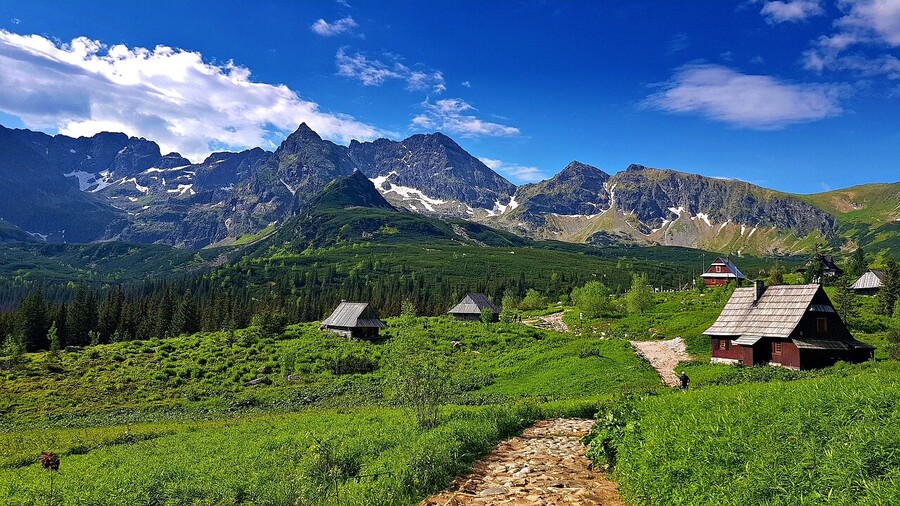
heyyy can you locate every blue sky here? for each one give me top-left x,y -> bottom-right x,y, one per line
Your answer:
0,1 -> 897,193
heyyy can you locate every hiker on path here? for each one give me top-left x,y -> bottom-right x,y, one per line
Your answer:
680,371 -> 690,391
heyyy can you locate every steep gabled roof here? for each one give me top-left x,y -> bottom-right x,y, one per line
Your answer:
701,257 -> 746,280
322,302 -> 387,328
704,284 -> 822,338
851,269 -> 885,291
448,293 -> 500,315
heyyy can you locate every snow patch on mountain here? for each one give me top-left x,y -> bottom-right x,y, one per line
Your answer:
64,171 -> 96,191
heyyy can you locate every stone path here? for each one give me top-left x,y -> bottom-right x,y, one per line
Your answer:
523,312 -> 570,333
629,337 -> 690,387
421,418 -> 623,505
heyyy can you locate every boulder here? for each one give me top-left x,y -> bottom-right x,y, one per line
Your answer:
245,376 -> 272,386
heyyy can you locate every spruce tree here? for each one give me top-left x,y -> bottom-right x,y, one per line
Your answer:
18,289 -> 49,351
832,276 -> 858,329
878,258 -> 899,316
848,247 -> 867,278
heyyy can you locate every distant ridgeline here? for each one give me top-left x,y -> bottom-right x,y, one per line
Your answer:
0,123 -> 897,256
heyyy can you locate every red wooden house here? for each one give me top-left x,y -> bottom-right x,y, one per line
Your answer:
704,282 -> 873,370
700,257 -> 746,287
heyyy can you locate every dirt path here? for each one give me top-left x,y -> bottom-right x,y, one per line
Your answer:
523,312 -> 570,333
421,418 -> 623,505
629,337 -> 690,387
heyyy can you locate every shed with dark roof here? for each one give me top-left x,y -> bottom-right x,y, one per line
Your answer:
321,301 -> 387,339
448,293 -> 501,321
704,282 -> 873,370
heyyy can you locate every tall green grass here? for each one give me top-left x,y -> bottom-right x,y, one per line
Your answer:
600,365 -> 900,505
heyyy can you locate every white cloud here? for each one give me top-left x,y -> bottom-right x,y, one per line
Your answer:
412,98 -> 520,137
479,157 -> 545,183
335,48 -> 445,93
10,18 -> 20,25
461,80 -> 471,88
645,64 -> 844,128
759,0 -> 824,23
801,0 -> 900,78
310,16 -> 359,37
0,30 -> 384,161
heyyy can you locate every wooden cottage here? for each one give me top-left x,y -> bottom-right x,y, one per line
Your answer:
704,282 -> 873,370
448,293 -> 501,322
850,269 -> 884,296
321,302 -> 386,339
700,257 -> 746,287
797,254 -> 844,281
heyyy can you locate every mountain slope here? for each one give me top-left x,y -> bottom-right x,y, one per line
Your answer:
349,132 -> 516,214
797,182 -> 900,256
0,126 -> 126,242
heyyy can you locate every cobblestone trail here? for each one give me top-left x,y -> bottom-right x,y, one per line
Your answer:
421,418 -> 623,505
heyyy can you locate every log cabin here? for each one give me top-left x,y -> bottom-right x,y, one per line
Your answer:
321,301 -> 387,339
704,282 -> 873,370
448,293 -> 501,322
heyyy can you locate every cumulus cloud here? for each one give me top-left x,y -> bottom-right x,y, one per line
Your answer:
479,157 -> 545,183
645,64 -> 844,128
802,0 -> 900,78
461,80 -> 471,88
310,16 -> 359,37
412,98 -> 520,137
759,0 -> 824,23
0,30 -> 384,161
335,48 -> 445,93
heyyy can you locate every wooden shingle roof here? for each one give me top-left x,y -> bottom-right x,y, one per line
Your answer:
322,302 -> 387,328
850,269 -> 885,291
704,284 -> 821,338
448,293 -> 500,315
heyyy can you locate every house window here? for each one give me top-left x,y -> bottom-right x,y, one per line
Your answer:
773,342 -> 783,355
718,339 -> 727,350
715,266 -> 722,273
817,318 -> 828,333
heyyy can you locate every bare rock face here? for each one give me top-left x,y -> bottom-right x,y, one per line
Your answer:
349,132 -> 517,211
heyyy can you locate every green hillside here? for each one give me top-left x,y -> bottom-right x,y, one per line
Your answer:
799,183 -> 900,258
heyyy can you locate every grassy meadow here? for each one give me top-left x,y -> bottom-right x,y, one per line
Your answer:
0,316 -> 659,505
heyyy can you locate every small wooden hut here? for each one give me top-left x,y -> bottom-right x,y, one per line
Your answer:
700,257 -> 746,287
850,269 -> 884,296
704,282 -> 873,370
448,293 -> 501,322
797,254 -> 844,281
321,301 -> 386,339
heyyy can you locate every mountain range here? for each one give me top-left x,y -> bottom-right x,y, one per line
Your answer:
0,123 -> 897,256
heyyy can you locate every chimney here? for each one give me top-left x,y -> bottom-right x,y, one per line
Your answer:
754,280 -> 766,302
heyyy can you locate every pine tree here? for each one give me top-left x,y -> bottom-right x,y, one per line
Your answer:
878,258 -> 899,316
832,276 -> 858,329
848,247 -> 867,278
68,286 -> 93,346
47,322 -> 61,353
18,289 -> 49,351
